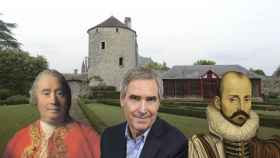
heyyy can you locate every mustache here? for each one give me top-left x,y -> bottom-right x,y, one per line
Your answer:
230,110 -> 250,119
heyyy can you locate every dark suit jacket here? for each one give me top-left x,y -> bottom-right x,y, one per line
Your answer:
101,117 -> 187,158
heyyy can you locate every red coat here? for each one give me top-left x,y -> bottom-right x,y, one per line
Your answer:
3,120 -> 100,158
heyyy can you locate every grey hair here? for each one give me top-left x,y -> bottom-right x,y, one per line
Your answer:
120,67 -> 163,100
29,69 -> 72,113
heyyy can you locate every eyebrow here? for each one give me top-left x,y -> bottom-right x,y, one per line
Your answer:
228,95 -> 239,98
128,95 -> 157,101
129,94 -> 141,100
41,89 -> 51,92
40,89 -> 63,93
146,96 -> 157,101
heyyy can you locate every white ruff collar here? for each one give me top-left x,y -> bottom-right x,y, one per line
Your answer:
207,105 -> 259,142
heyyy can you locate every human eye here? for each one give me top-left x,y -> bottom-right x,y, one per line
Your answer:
129,95 -> 141,101
229,96 -> 238,102
42,90 -> 50,96
146,96 -> 157,102
56,90 -> 65,97
244,96 -> 251,102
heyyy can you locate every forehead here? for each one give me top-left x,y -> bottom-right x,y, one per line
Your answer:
222,74 -> 251,95
36,74 -> 62,90
126,79 -> 158,96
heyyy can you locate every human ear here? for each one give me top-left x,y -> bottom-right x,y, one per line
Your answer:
120,96 -> 125,107
213,96 -> 221,110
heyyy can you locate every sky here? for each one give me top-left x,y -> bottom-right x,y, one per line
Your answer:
2,0 -> 280,75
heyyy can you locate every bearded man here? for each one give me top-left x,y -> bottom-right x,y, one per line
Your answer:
189,71 -> 280,158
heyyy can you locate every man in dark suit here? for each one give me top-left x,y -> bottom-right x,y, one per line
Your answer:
101,67 -> 187,158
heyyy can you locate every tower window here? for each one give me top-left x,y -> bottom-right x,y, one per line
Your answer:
101,42 -> 105,49
119,57 -> 123,66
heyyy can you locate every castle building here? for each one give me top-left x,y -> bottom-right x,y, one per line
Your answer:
87,16 -> 138,90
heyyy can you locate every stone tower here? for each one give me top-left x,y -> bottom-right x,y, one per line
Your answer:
87,16 -> 138,90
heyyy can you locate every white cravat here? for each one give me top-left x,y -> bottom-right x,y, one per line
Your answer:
39,120 -> 55,158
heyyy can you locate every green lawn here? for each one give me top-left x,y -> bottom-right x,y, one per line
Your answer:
0,103 -> 279,156
0,105 -> 39,156
82,103 -> 280,139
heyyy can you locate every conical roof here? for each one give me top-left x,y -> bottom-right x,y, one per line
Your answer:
87,16 -> 135,33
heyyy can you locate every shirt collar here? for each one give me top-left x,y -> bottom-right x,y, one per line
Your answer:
125,123 -> 151,142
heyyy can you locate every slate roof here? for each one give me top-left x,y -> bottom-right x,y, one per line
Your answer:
161,65 -> 261,79
87,16 -> 136,33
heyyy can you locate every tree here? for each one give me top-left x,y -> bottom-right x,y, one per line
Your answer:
272,65 -> 280,78
193,59 -> 216,65
0,50 -> 48,96
0,13 -> 21,51
249,68 -> 266,76
144,61 -> 169,71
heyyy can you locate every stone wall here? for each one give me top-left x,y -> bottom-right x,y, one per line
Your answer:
64,74 -> 89,97
263,76 -> 280,97
88,27 -> 137,90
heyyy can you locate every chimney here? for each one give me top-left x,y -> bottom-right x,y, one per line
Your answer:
124,17 -> 131,28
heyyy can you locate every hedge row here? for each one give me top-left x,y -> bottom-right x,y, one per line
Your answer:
94,99 -> 280,129
88,91 -> 120,99
0,95 -> 29,105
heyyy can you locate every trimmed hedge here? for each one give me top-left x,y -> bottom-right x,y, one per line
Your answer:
88,91 -> 120,99
0,89 -> 13,100
161,100 -> 207,108
94,99 -> 280,128
0,95 -> 29,105
97,99 -> 120,107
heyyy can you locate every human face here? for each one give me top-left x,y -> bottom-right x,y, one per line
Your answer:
121,79 -> 160,138
36,75 -> 68,125
219,74 -> 252,126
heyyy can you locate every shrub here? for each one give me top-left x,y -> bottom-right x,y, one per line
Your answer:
0,89 -> 13,100
78,97 -> 96,104
5,95 -> 29,105
89,91 -> 120,99
0,100 -> 5,105
267,92 -> 279,99
97,99 -> 120,106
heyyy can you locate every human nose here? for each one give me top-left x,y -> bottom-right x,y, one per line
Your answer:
50,93 -> 58,104
139,100 -> 147,114
238,99 -> 244,111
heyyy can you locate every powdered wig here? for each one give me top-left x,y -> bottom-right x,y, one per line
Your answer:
120,67 -> 163,100
29,69 -> 72,113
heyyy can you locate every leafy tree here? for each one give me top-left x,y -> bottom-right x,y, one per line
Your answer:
193,59 -> 216,65
272,65 -> 280,78
249,68 -> 266,76
0,13 -> 21,51
0,50 -> 48,96
144,61 -> 169,71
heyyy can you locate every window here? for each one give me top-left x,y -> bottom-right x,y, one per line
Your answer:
116,27 -> 119,32
96,28 -> 98,32
119,57 -> 123,66
101,42 -> 105,49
